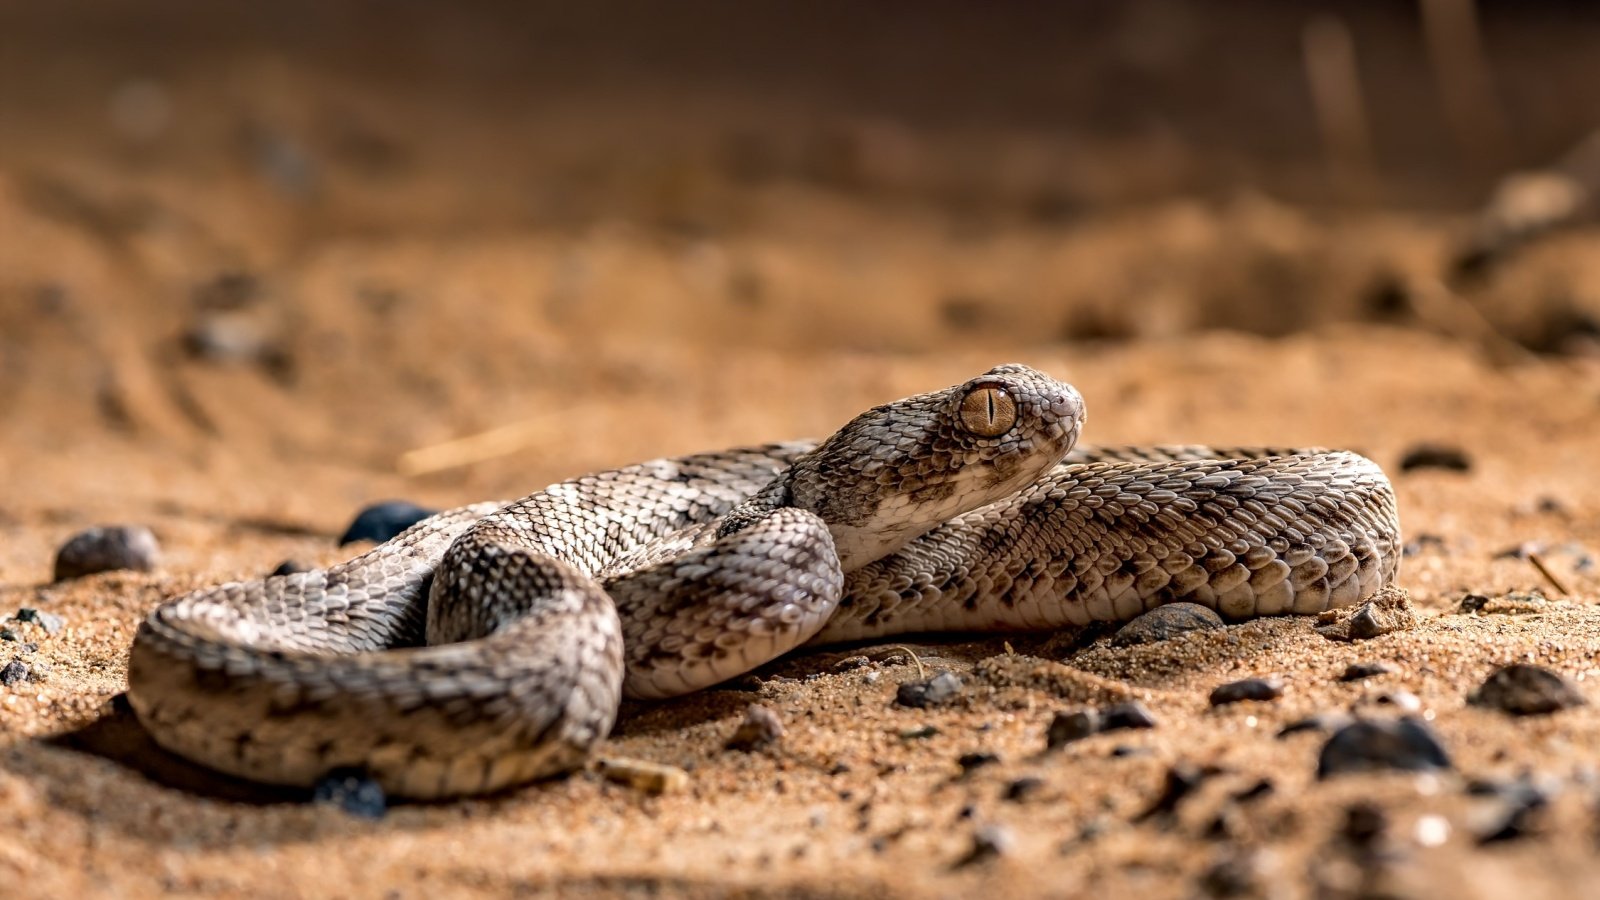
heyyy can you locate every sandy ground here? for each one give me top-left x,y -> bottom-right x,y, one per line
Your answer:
5,3 -> 1600,897
3,330 -> 1600,899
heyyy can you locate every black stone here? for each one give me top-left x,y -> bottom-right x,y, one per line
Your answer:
0,660 -> 28,686
1469,664 -> 1586,716
1003,777 -> 1044,802
312,768 -> 387,819
53,525 -> 161,580
1340,661 -> 1397,682
1112,602 -> 1225,647
1208,677 -> 1284,706
1046,709 -> 1100,748
957,752 -> 999,774
1101,701 -> 1159,731
15,608 -> 65,636
338,502 -> 438,546
1398,443 -> 1472,473
1137,764 -> 1208,821
725,704 -> 785,751
1278,712 -> 1353,738
894,670 -> 963,708
1317,718 -> 1452,779
270,559 -> 314,577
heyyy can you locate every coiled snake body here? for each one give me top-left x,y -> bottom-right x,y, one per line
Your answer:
127,365 -> 1402,798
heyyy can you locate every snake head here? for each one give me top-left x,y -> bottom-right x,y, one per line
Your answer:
788,363 -> 1085,570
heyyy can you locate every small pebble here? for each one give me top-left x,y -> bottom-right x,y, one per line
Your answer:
1316,587 -> 1417,641
0,660 -> 29,686
894,670 -> 963,708
1002,777 -> 1044,802
1278,712 -> 1353,738
1111,602 -> 1225,647
596,757 -> 689,795
1101,701 -> 1159,731
898,725 -> 940,740
952,824 -> 1013,868
14,609 -> 65,636
1209,677 -> 1284,706
311,769 -> 387,819
53,525 -> 161,580
725,704 -> 785,751
1317,719 -> 1453,779
0,629 -> 16,643
1398,443 -> 1472,473
1137,764 -> 1208,821
957,752 -> 999,774
1340,661 -> 1397,682
832,655 -> 870,671
1046,709 -> 1101,749
1469,663 -> 1586,716
338,501 -> 439,546
269,559 -> 314,577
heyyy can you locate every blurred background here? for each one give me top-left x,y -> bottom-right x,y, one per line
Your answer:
2,0 -> 1599,506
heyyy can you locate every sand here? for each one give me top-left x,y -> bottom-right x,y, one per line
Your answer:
4,4 -> 1600,897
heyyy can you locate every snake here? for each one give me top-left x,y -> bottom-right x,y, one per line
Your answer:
126,364 -> 1402,799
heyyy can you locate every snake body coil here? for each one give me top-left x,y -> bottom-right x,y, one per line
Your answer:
127,365 -> 1401,797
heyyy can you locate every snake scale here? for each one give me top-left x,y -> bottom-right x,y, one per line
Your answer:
126,365 -> 1402,798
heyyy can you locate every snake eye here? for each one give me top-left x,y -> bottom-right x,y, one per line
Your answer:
957,385 -> 1017,437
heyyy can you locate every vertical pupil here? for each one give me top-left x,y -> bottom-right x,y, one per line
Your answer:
986,389 -> 995,423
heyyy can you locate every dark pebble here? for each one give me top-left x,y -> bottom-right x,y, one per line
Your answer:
894,670 -> 963,708
1469,663 -> 1586,716
1317,718 -> 1452,779
1101,701 -> 1159,731
1208,677 -> 1284,706
1111,602 -> 1224,647
1046,709 -> 1100,749
1398,443 -> 1472,473
312,768 -> 387,819
725,704 -> 785,751
1458,593 -> 1491,613
1278,712 -> 1353,738
1340,661 -> 1397,682
1137,764 -> 1209,821
957,752 -> 999,774
338,501 -> 438,546
0,629 -> 15,642
1003,776 -> 1044,802
727,675 -> 764,693
899,725 -> 940,740
952,824 -> 1012,868
270,559 -> 314,577
53,525 -> 161,580
15,608 -> 65,636
0,660 -> 28,686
